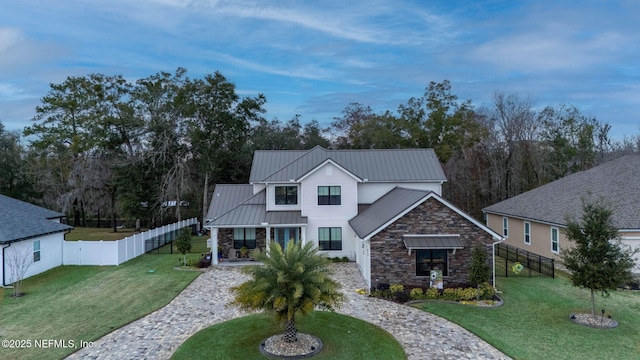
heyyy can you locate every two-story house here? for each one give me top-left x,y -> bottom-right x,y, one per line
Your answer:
205,146 -> 503,289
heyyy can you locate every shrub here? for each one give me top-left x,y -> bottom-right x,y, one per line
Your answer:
425,287 -> 439,300
394,291 -> 410,303
186,257 -> 200,267
341,256 -> 350,262
410,288 -> 424,300
389,284 -> 404,293
479,282 -> 495,300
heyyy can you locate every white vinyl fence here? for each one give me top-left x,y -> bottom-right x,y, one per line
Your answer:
63,218 -> 198,266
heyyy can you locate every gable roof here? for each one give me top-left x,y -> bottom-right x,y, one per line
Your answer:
249,146 -> 446,183
349,187 -> 502,240
205,186 -> 307,227
0,195 -> 72,243
482,154 -> 640,229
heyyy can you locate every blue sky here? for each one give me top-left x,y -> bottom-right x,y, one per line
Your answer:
1,0 -> 639,140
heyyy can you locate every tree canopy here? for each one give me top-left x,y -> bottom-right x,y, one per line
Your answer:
230,241 -> 344,342
561,198 -> 637,317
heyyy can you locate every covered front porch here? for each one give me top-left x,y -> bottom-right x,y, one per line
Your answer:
208,225 -> 307,264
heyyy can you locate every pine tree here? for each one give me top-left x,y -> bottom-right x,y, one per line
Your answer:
561,198 -> 637,317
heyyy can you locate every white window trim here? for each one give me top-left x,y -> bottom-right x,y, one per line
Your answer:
503,217 -> 508,238
33,240 -> 41,262
318,226 -> 342,251
524,221 -> 531,245
551,227 -> 559,254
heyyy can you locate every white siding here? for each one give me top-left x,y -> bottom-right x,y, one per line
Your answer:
621,236 -> 640,273
355,236 -> 371,288
3,233 -> 64,285
252,183 -> 266,195
300,163 -> 358,260
357,182 -> 442,204
265,184 -> 301,212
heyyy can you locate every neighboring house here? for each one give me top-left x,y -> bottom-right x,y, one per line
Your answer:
0,195 -> 73,286
483,154 -> 640,272
205,146 -> 504,289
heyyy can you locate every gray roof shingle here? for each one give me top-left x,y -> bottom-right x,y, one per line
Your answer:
0,195 -> 72,243
483,155 -> 640,229
249,146 -> 446,183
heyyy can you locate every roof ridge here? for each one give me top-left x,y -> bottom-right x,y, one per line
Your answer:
259,146 -> 327,182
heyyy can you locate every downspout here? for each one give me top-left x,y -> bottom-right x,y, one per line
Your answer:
2,243 -> 10,286
492,236 -> 506,290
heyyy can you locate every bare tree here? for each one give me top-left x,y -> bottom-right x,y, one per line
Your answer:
6,245 -> 33,297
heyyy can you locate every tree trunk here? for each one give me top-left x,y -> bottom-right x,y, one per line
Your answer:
202,171 -> 209,231
284,318 -> 297,343
590,288 -> 596,318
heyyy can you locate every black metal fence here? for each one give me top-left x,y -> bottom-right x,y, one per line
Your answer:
495,243 -> 555,278
145,224 -> 197,254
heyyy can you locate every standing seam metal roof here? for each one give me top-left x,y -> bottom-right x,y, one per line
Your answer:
206,187 -> 307,227
249,146 -> 446,183
349,187 -> 432,239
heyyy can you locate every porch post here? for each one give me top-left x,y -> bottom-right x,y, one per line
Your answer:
212,228 -> 219,265
300,226 -> 306,245
265,226 -> 271,255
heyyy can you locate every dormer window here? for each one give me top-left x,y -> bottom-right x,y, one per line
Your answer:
275,186 -> 298,205
318,186 -> 341,205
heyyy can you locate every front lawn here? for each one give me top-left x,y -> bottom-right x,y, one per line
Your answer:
413,275 -> 640,360
0,254 -> 200,360
66,226 -> 146,241
172,311 -> 406,360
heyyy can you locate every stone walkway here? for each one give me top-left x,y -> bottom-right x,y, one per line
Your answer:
67,263 -> 510,360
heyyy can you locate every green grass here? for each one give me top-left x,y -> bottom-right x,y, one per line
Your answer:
66,227 -> 147,241
153,235 -> 210,255
171,311 -> 406,360
413,275 -> 640,360
0,254 -> 200,360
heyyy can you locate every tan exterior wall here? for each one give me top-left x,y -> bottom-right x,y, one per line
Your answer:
486,214 -> 570,260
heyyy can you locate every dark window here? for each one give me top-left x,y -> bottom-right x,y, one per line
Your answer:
275,186 -> 298,205
234,228 -> 256,249
33,240 -> 41,262
318,227 -> 342,250
318,186 -> 341,205
416,249 -> 448,276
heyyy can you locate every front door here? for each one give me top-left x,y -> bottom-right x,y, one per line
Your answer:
276,227 -> 299,249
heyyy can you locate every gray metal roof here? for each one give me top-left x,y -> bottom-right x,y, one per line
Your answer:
206,185 -> 255,221
403,235 -> 464,250
349,187 -> 432,239
249,146 -> 446,183
0,195 -> 72,243
483,154 -> 640,229
206,187 -> 307,227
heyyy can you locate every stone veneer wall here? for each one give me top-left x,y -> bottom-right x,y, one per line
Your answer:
218,228 -> 267,256
369,198 -> 493,289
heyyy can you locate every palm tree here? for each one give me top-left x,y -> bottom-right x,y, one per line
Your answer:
230,241 -> 344,342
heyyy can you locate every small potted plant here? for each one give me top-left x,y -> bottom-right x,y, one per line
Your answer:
240,246 -> 249,258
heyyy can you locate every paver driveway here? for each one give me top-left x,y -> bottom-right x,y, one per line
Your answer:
67,263 -> 509,360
